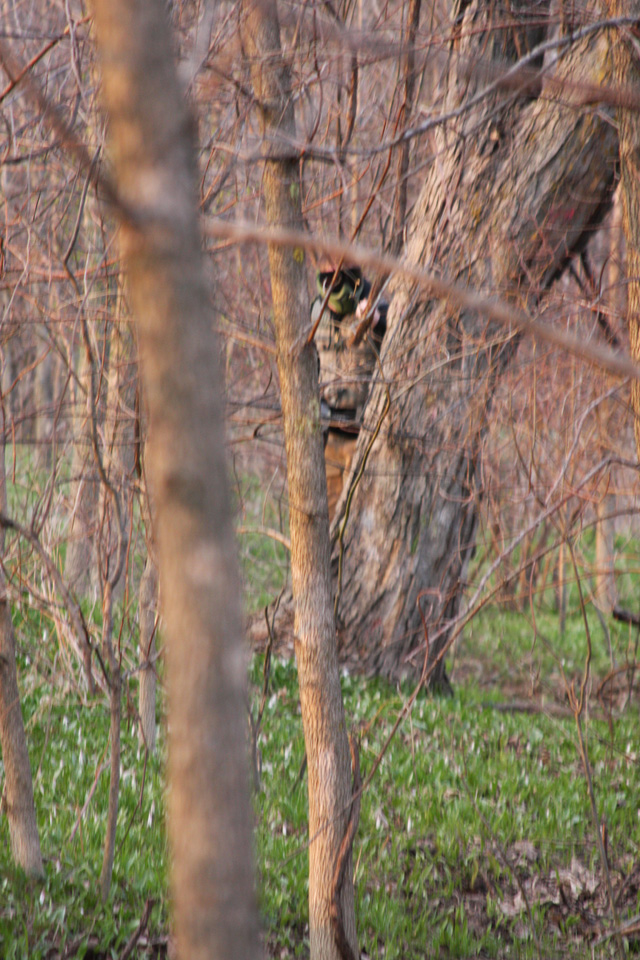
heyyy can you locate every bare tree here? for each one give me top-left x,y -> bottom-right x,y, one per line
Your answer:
243,2 -> 358,958
91,0 -> 260,955
329,2 -> 619,684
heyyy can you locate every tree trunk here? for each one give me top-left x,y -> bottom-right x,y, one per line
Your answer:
332,2 -> 618,683
91,0 -> 260,957
595,490 -> 616,614
33,334 -> 53,469
607,4 -> 640,463
242,4 -> 358,959
390,0 -> 422,256
138,553 -> 158,753
64,358 -> 99,596
99,581 -> 121,903
64,109 -> 110,599
0,404 -> 43,878
99,278 -> 137,599
594,195 -> 623,615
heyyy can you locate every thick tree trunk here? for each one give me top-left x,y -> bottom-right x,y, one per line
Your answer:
0,405 -> 43,878
243,3 -> 358,959
332,2 -> 618,682
607,4 -> 640,462
391,0 -> 422,256
91,0 -> 260,957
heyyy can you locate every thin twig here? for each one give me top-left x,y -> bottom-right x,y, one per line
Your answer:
118,898 -> 156,960
69,757 -> 109,843
237,525 -> 291,551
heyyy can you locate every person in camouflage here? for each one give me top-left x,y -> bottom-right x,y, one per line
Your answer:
311,264 -> 387,519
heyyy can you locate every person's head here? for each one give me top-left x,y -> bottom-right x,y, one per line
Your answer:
316,263 -> 364,317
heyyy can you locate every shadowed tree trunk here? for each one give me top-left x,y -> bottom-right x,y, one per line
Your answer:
608,4 -> 640,462
92,0 -> 260,956
243,2 -> 358,958
390,0 -> 422,256
0,402 -> 43,878
594,196 -> 623,614
330,2 -> 618,683
138,552 -> 158,753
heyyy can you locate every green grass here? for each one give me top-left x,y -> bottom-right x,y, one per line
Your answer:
252,649 -> 640,959
0,502 -> 639,957
0,619 -> 168,957
234,473 -> 290,612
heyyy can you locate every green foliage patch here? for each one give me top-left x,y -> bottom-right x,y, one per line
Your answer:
0,609 -> 168,958
253,614 -> 640,959
1,560 -> 639,958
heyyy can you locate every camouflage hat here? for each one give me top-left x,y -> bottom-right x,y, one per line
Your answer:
316,264 -> 364,317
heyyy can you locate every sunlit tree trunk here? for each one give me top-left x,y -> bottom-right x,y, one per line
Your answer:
607,3 -> 640,463
243,3 -> 358,958
92,0 -> 260,956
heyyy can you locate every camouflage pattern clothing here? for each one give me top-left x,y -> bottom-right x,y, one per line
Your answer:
311,266 -> 387,519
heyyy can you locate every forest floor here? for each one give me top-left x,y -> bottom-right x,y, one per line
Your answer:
255,602 -> 640,960
1,522 -> 639,958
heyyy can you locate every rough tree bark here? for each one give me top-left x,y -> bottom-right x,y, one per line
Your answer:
0,401 -> 43,877
607,4 -> 640,462
91,0 -> 260,956
391,0 -> 422,256
243,3 -> 358,958
330,2 -> 618,683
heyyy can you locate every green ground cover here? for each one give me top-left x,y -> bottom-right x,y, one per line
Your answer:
0,507 -> 638,957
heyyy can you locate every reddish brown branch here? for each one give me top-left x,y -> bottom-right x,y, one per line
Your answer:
118,898 -> 156,960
